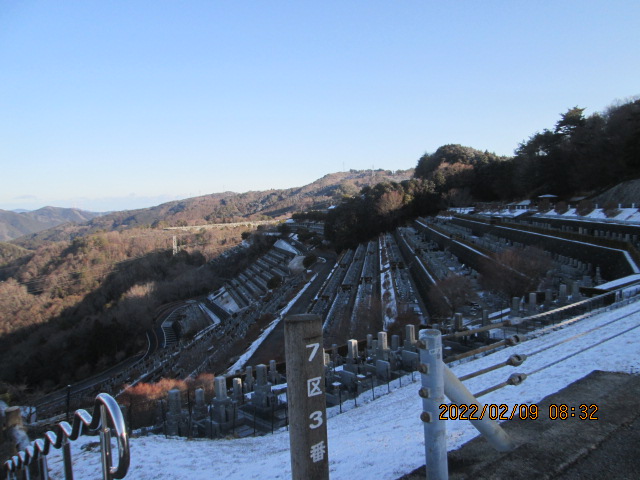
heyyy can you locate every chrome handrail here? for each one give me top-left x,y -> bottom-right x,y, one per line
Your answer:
3,393 -> 130,480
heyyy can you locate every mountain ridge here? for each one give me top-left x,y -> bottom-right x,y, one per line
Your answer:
0,206 -> 104,242
10,169 -> 413,248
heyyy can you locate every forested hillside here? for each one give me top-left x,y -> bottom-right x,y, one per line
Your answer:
0,226 -> 275,392
413,99 -> 640,201
326,98 -> 640,249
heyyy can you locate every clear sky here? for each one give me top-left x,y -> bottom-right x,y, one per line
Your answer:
1,1 -> 638,212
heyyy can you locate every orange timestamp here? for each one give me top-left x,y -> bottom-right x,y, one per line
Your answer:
439,403 -> 599,421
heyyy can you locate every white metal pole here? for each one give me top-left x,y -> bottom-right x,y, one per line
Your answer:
443,364 -> 515,452
419,329 -> 448,480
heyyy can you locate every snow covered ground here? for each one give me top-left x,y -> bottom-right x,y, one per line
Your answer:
537,207 -> 640,223
380,236 -> 398,329
472,206 -> 640,223
46,300 -> 640,480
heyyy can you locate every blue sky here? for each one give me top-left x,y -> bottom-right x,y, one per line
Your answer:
1,1 -> 638,212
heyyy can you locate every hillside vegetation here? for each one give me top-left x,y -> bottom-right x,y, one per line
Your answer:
0,226 -> 272,391
326,98 -> 640,249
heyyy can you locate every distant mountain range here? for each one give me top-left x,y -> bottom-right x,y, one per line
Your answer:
0,206 -> 104,242
6,169 -> 413,248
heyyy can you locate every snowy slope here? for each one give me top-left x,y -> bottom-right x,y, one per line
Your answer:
46,301 -> 640,480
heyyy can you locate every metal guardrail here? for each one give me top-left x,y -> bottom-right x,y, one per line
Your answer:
3,393 -> 130,480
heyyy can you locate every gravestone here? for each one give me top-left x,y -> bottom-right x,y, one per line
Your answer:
401,350 -> 419,370
193,388 -> 207,421
559,284 -> 568,304
253,364 -> 272,409
404,325 -> 417,349
454,313 -> 463,331
545,289 -> 553,307
232,378 -> 243,402
572,281 -> 581,298
345,339 -> 359,374
338,369 -> 357,390
244,366 -> 254,393
166,388 -> 181,436
528,292 -> 537,315
346,339 -> 358,360
377,331 -> 389,361
376,360 -> 391,381
212,376 -> 232,425
269,360 -> 280,385
510,297 -> 520,318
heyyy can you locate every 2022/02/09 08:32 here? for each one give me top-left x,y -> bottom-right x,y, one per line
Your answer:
439,403 -> 599,421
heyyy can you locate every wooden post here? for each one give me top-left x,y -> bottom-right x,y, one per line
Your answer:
284,314 -> 329,480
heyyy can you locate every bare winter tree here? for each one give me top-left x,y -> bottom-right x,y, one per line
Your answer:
480,246 -> 552,298
427,274 -> 477,319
